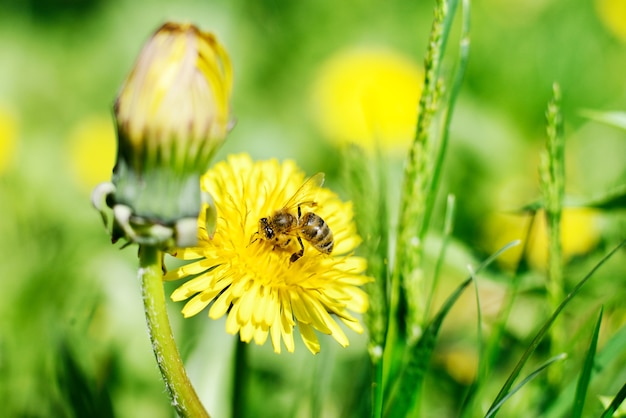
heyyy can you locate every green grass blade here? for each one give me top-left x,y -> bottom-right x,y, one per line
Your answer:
383,241 -> 520,418
584,184 -> 626,210
580,109 -> 626,131
232,340 -> 249,418
486,240 -> 626,417
600,381 -> 626,418
485,353 -> 567,418
572,307 -> 604,418
57,340 -> 115,417
460,218 -> 537,417
543,323 -> 626,418
384,276 -> 472,418
421,0 -> 470,239
423,194 -> 456,323
468,263 -> 484,398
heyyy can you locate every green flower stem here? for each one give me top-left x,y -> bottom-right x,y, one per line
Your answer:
232,339 -> 248,418
371,354 -> 384,418
139,245 -> 210,418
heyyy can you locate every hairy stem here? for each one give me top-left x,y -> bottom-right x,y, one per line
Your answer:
139,245 -> 210,418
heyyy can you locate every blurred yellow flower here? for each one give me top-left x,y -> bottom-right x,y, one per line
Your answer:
68,115 -> 116,191
0,106 -> 18,173
482,207 -> 600,271
165,154 -> 370,354
595,0 -> 626,42
482,212 -> 528,270
311,48 -> 423,150
527,207 -> 600,270
438,348 -> 478,385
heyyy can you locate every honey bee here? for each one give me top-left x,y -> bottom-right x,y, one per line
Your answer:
252,173 -> 334,263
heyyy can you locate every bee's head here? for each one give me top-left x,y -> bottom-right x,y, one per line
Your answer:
259,217 -> 274,239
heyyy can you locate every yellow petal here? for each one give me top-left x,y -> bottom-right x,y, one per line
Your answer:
281,309 -> 295,353
225,307 -> 240,335
299,323 -> 321,354
327,318 -> 349,347
164,260 -> 210,281
251,286 -> 271,326
237,284 -> 257,324
340,316 -> 364,334
300,291 -> 332,334
270,311 -> 282,354
209,288 -> 233,319
290,291 -> 312,325
181,294 -> 210,318
240,321 -> 254,342
253,325 -> 269,345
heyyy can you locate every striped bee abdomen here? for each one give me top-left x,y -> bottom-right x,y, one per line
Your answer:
300,212 -> 334,254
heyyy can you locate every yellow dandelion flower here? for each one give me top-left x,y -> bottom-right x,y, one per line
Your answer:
527,207 -> 600,270
311,47 -> 423,151
438,348 -> 478,385
481,212 -> 528,270
595,0 -> 626,43
68,115 -> 116,192
482,207 -> 600,271
165,154 -> 371,354
0,105 -> 18,173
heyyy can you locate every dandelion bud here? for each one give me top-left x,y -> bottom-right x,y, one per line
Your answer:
93,22 -> 232,247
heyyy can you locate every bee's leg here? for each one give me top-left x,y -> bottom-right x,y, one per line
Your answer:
248,232 -> 259,247
274,238 -> 291,252
297,204 -> 302,219
290,236 -> 305,263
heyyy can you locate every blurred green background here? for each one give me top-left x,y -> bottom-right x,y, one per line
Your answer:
1,0 -> 625,417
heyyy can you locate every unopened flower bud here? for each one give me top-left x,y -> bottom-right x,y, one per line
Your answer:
93,22 -> 232,247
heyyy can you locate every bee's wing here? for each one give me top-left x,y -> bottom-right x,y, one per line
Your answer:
282,172 -> 325,211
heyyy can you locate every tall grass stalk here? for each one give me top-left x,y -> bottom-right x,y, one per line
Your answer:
391,0 -> 458,348
540,83 -> 565,387
366,0 -> 469,415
